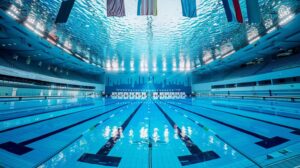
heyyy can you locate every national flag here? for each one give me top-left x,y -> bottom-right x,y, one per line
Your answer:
246,0 -> 261,24
222,0 -> 243,23
181,0 -> 197,18
107,0 -> 125,17
137,0 -> 157,16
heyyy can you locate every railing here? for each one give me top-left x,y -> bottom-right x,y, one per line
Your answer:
211,94 -> 300,102
0,95 -> 78,101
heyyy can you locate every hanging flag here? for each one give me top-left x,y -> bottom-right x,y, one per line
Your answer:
107,0 -> 125,17
55,0 -> 76,23
137,0 -> 157,16
246,0 -> 261,24
181,0 -> 197,18
222,0 -> 243,23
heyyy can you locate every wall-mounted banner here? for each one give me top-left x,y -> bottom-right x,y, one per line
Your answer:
105,74 -> 192,95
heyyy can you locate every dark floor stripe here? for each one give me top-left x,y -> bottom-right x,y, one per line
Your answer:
0,99 -> 122,122
0,101 -> 120,134
165,101 -> 289,149
175,100 -> 300,135
0,103 -> 93,122
96,103 -> 143,155
0,103 -> 129,155
36,116 -> 113,167
0,99 -> 121,121
78,103 -> 143,167
180,99 -> 300,120
0,100 -> 88,113
154,102 -> 220,166
163,100 -> 263,167
182,112 -> 263,167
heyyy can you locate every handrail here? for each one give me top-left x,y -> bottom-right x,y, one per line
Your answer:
0,95 -> 80,101
211,94 -> 300,102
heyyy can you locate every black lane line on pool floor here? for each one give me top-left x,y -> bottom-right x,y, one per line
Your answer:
0,98 -> 96,113
0,102 -> 94,122
0,101 -> 122,133
0,103 -> 129,155
78,103 -> 143,167
0,100 -> 87,113
175,100 -> 300,135
161,101 -> 263,168
164,101 -> 289,149
0,99 -> 122,122
154,102 -> 220,166
213,101 -> 300,120
36,114 -> 118,167
180,99 -> 300,120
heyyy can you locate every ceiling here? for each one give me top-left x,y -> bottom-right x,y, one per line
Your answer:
1,0 -> 300,74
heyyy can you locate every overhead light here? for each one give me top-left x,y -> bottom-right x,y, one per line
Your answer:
6,5 -> 20,20
130,58 -> 134,71
24,22 -> 44,37
74,53 -> 82,59
267,27 -> 277,34
249,36 -> 261,44
47,37 -> 57,45
247,27 -> 260,44
204,59 -> 213,65
278,5 -> 295,26
222,50 -> 235,58
62,47 -> 72,54
82,58 -> 89,63
279,14 -> 294,26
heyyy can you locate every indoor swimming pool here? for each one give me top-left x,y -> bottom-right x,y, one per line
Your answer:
0,97 -> 299,168
1,0 -> 300,167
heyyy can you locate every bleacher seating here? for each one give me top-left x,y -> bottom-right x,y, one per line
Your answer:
193,52 -> 300,102
0,55 -> 99,84
216,53 -> 300,82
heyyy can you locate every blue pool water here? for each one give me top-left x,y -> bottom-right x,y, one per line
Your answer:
0,98 -> 300,168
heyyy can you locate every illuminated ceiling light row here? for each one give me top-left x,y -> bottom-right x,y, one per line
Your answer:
106,60 -> 191,72
222,50 -> 236,58
6,5 -> 20,21
247,27 -> 260,44
5,4 -> 103,70
194,5 -> 296,69
278,5 -> 295,26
